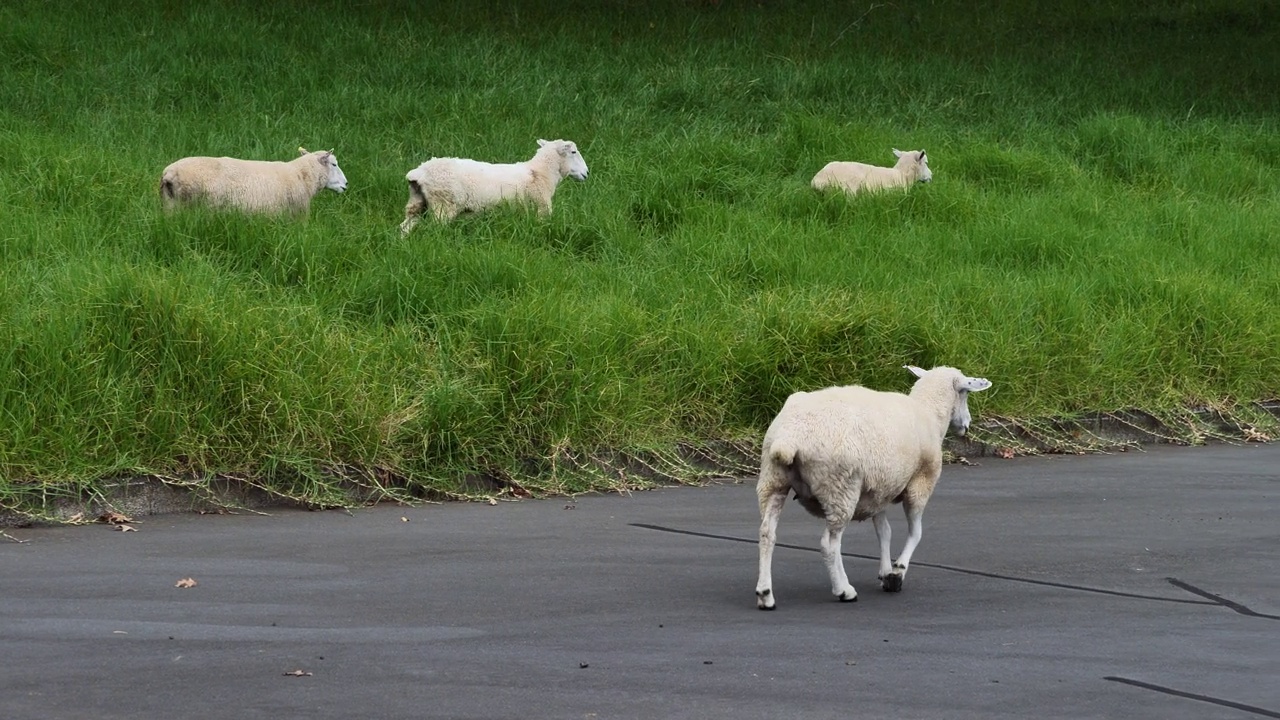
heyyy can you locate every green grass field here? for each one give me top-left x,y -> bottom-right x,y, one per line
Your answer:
2,0 -> 1278,518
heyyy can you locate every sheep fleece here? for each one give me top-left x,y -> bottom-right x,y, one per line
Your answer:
762,385 -> 943,521
161,155 -> 328,214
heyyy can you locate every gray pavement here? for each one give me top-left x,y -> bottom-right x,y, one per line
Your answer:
2,442 -> 1278,719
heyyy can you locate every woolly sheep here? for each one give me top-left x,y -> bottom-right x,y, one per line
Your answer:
399,139 -> 589,234
159,147 -> 348,215
754,365 -> 991,610
811,148 -> 932,196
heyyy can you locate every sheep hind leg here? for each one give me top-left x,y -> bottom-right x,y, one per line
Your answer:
821,518 -> 857,602
399,214 -> 421,235
883,505 -> 924,593
399,183 -> 428,235
159,178 -> 178,212
755,488 -> 787,610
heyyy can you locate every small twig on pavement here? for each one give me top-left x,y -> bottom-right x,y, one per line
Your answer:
2,530 -> 31,544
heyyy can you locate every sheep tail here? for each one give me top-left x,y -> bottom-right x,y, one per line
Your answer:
769,438 -> 797,467
159,175 -> 175,201
771,441 -> 825,518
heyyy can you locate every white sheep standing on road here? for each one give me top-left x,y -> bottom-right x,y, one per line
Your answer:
160,148 -> 348,215
754,365 -> 992,610
399,138 -> 589,234
811,148 -> 932,195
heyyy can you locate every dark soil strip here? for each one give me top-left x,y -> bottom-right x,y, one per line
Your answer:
1104,676 -> 1280,718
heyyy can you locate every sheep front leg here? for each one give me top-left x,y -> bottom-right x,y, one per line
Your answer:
872,512 -> 894,583
883,505 -> 924,593
430,201 -> 460,222
821,519 -> 857,602
756,489 -> 787,610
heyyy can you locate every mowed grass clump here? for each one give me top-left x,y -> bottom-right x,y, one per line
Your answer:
1,0 -> 1278,517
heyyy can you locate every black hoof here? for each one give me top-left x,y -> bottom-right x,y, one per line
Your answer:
758,603 -> 777,611
882,574 -> 903,593
838,593 -> 858,603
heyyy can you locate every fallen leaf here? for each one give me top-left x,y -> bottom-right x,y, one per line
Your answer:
283,669 -> 312,677
400,516 -> 409,522
115,524 -> 138,532
175,578 -> 198,588
100,511 -> 133,525
995,447 -> 1015,459
487,498 -> 497,506
66,512 -> 85,524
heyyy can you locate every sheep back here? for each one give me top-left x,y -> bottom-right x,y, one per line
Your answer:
811,150 -> 929,195
407,158 -> 542,212
160,154 -> 327,214
811,162 -> 909,194
762,386 -> 942,521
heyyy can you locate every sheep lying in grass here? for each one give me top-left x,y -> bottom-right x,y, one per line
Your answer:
811,149 -> 932,196
160,148 -> 348,215
754,365 -> 991,610
399,139 -> 589,234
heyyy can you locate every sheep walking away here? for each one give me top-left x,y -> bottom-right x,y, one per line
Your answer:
755,365 -> 991,610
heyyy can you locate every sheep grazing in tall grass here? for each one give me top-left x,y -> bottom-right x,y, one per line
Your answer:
754,365 -> 992,610
399,139 -> 589,234
811,149 -> 932,196
159,148 -> 348,215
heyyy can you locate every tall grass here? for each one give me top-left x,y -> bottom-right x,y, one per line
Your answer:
2,0 -> 1278,515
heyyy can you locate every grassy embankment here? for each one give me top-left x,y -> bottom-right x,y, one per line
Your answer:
1,0 -> 1278,519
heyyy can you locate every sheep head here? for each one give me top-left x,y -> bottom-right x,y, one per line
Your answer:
904,365 -> 991,436
538,138 -> 589,182
892,148 -> 933,183
320,150 -> 348,193
296,147 -> 347,192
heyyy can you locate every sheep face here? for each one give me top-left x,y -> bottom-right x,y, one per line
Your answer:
893,148 -> 932,183
905,365 -> 992,436
539,139 -> 589,181
318,151 -> 348,193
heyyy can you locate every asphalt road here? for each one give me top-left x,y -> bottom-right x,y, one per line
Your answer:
2,442 -> 1277,719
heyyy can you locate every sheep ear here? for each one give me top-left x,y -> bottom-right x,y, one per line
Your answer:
537,139 -> 548,147
298,146 -> 309,155
960,376 -> 992,392
892,148 -> 904,158
904,364 -> 927,379
919,150 -> 926,161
